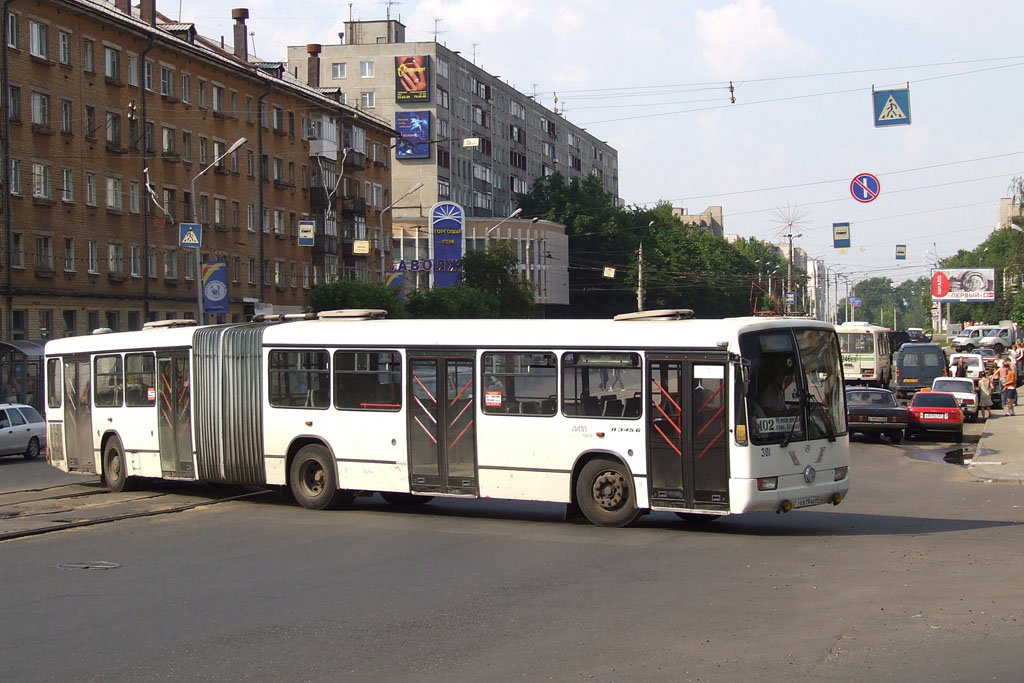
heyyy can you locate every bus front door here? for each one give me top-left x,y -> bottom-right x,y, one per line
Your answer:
157,351 -> 194,478
648,358 -> 730,511
407,353 -> 478,496
63,356 -> 96,473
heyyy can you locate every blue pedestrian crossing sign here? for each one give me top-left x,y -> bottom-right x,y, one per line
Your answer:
873,87 -> 911,127
179,223 -> 202,248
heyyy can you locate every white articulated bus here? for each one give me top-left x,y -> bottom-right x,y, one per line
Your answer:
837,322 -> 892,387
43,310 -> 849,527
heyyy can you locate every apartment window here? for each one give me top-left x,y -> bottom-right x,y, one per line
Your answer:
181,74 -> 190,102
29,21 -> 47,59
245,96 -> 253,123
163,250 -> 177,278
64,238 -> 75,272
59,31 -> 71,65
61,168 -> 73,202
32,163 -> 50,198
29,92 -> 50,130
360,61 -> 374,78
129,181 -> 139,213
106,177 -> 122,210
11,233 -> 23,268
247,204 -> 255,232
60,99 -> 72,133
372,183 -> 383,209
87,240 -> 99,273
331,62 -> 346,79
160,67 -> 174,97
199,137 -> 207,165
9,159 -> 21,195
108,243 -> 123,274
438,177 -> 451,199
248,258 -> 256,284
6,13 -> 17,49
214,198 -> 226,227
274,209 -> 285,235
126,54 -> 138,86
104,47 -> 119,80
437,56 -> 449,79
105,112 -> 121,147
182,131 -> 192,162
162,127 -> 175,154
85,172 -> 96,205
229,91 -> 237,117
436,86 -> 449,109
143,60 -> 153,91
262,207 -> 269,233
272,106 -> 283,130
199,194 -> 208,222
213,140 -> 226,168
84,105 -> 95,138
7,85 -> 20,122
273,157 -> 283,181
274,261 -> 282,287
231,201 -> 239,229
247,150 -> 254,177
83,38 -> 94,72
162,189 -> 175,220
128,118 -> 139,150
231,256 -> 240,283
144,121 -> 155,152
360,91 -> 375,108
130,246 -> 141,277
302,264 -> 310,289
290,263 -> 297,288
212,85 -> 224,112
198,79 -> 206,107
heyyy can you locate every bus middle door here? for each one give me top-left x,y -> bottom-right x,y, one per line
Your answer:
407,351 -> 478,496
157,351 -> 194,478
648,356 -> 730,511
63,356 -> 96,473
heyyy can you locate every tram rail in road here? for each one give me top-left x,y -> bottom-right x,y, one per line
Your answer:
0,481 -> 270,542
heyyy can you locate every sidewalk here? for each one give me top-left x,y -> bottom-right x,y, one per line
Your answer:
969,411 -> 1024,482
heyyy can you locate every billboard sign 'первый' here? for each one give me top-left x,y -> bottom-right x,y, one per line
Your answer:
930,268 -> 996,302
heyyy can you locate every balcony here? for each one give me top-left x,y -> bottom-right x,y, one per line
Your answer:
310,187 -> 335,209
341,196 -> 367,215
312,233 -> 338,256
342,150 -> 367,171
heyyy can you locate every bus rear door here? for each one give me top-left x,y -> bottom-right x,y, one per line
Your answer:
407,351 -> 478,496
647,356 -> 730,511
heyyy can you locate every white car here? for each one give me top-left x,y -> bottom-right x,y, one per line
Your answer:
948,353 -> 984,379
0,403 -> 47,459
930,378 -> 979,422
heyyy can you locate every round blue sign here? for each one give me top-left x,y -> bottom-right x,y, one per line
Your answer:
850,173 -> 880,203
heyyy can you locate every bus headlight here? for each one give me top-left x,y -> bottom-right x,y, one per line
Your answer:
757,477 -> 778,491
834,466 -> 848,481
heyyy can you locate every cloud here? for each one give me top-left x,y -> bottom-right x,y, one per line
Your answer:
694,0 -> 812,78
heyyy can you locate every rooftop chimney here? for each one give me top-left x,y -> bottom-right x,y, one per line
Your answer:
140,0 -> 156,26
232,8 -> 249,62
306,43 -> 321,88
114,0 -> 130,13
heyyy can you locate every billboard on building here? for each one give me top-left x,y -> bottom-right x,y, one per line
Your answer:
930,268 -> 996,302
202,261 -> 229,314
430,202 -> 464,288
395,55 -> 430,102
395,111 -> 431,159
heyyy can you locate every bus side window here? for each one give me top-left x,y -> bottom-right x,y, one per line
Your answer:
94,354 -> 124,408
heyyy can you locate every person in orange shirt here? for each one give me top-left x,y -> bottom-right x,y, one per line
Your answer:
1002,360 -> 1017,416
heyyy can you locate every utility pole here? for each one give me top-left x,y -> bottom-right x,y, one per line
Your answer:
636,241 -> 644,312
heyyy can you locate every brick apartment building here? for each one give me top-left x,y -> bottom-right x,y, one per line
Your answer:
1,0 -> 395,341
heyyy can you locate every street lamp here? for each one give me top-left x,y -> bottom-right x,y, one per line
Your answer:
190,136 -> 247,324
485,207 -> 523,238
379,181 -> 424,281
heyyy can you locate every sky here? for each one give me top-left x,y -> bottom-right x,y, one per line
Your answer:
172,0 -> 1024,286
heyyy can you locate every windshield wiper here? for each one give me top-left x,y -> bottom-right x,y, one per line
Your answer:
780,390 -> 806,448
806,393 -> 837,442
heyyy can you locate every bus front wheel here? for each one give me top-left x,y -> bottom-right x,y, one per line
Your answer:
576,457 -> 639,528
102,438 -> 133,493
289,445 -> 353,510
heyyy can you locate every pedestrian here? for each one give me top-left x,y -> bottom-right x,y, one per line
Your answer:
1002,361 -> 1017,416
978,372 -> 993,420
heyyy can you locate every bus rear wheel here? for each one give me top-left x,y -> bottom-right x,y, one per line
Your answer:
289,445 -> 353,510
576,457 -> 639,528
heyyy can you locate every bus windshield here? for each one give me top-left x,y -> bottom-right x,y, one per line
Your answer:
838,331 -> 874,353
741,328 -> 846,445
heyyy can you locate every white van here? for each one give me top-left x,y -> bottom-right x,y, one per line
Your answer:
951,325 -> 999,352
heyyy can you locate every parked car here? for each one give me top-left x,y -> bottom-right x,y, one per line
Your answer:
948,353 -> 984,379
950,325 -> 999,352
931,377 -> 978,422
906,392 -> 964,442
907,328 -> 931,342
0,403 -> 46,460
977,347 -> 999,373
845,387 -> 908,443
895,342 -> 949,398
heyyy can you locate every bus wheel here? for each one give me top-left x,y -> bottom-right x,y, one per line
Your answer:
381,492 -> 434,507
102,439 -> 132,493
23,437 -> 39,460
576,457 -> 639,528
289,445 -> 353,510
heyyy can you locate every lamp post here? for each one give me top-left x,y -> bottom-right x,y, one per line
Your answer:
379,181 -> 424,281
190,136 -> 247,324
485,207 -> 523,238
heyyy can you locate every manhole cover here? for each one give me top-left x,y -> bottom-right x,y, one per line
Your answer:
56,561 -> 121,570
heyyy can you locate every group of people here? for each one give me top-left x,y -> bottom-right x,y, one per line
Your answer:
976,353 -> 1019,419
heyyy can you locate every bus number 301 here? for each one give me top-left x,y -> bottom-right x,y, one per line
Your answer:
761,447 -> 772,458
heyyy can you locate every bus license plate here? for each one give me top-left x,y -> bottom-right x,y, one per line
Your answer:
867,416 -> 886,422
796,496 -> 821,508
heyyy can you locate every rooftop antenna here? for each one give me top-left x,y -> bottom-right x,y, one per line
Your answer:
432,18 -> 445,42
249,31 -> 256,58
552,92 -> 558,115
472,43 -> 478,65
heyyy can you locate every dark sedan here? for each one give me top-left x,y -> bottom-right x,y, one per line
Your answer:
845,387 -> 908,443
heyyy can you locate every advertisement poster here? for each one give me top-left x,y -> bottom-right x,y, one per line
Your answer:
395,111 -> 431,160
384,271 -> 405,301
202,260 -> 229,314
430,202 -> 464,288
930,268 -> 996,302
395,55 -> 430,102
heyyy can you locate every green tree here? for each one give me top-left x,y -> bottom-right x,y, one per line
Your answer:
461,240 -> 535,318
404,286 -> 499,318
309,280 -> 401,316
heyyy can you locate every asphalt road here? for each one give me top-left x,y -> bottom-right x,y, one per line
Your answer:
1,439 -> 1022,683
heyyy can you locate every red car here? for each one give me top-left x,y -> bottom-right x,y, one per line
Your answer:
906,391 -> 964,443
